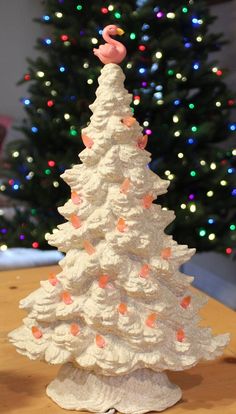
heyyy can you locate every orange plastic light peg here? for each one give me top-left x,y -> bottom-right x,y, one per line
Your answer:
61,291 -> 73,305
139,263 -> 150,279
70,323 -> 80,336
180,296 -> 192,309
70,215 -> 81,229
48,272 -> 59,286
118,303 -> 128,315
99,274 -> 109,288
122,116 -> 136,127
83,240 -> 96,255
177,328 -> 185,342
71,191 -> 81,205
117,217 -> 126,232
32,326 -> 43,339
146,313 -> 158,328
96,334 -> 106,348
161,247 -> 172,259
137,134 -> 148,150
120,178 -> 131,194
142,194 -> 154,209
81,134 -> 94,148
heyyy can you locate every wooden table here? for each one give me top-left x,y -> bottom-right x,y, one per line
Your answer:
0,265 -> 236,414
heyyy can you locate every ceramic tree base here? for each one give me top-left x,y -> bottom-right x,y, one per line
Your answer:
46,363 -> 182,414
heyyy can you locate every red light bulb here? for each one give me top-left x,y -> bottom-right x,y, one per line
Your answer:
48,160 -> 55,167
138,45 -> 146,51
61,34 -> 69,41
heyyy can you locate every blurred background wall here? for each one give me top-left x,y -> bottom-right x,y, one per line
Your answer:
0,1 -> 44,125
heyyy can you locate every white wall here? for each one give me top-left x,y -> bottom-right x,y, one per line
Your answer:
0,0 -> 43,127
211,0 -> 236,89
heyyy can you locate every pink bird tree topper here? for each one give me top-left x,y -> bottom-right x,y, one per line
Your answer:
93,25 -> 127,65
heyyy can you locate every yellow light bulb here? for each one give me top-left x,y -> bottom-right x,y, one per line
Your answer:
190,204 -> 196,213
167,12 -> 175,18
155,51 -> 163,59
0,245 -> 8,251
196,36 -> 202,42
174,130 -> 181,137
55,12 -> 63,18
209,233 -> 215,240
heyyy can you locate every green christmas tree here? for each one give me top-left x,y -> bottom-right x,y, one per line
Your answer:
0,0 -> 235,254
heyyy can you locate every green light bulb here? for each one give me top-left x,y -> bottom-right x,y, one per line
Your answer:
70,129 -> 78,136
191,126 -> 197,132
182,7 -> 188,13
199,229 -> 206,237
190,170 -> 197,177
130,33 -> 136,40
230,224 -> 236,231
76,5 -> 82,11
189,103 -> 195,109
168,69 -> 174,76
114,12 -> 121,19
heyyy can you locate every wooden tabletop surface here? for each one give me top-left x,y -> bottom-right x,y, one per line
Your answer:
0,265 -> 236,414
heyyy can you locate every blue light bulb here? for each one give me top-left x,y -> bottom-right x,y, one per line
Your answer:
23,98 -> 31,106
44,38 -> 52,45
193,63 -> 200,70
174,99 -> 180,106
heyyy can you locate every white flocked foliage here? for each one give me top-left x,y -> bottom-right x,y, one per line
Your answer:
9,64 -> 229,379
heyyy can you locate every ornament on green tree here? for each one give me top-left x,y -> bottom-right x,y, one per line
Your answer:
9,25 -> 230,413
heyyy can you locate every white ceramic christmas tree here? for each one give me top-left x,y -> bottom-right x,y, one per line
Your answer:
9,25 -> 230,414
